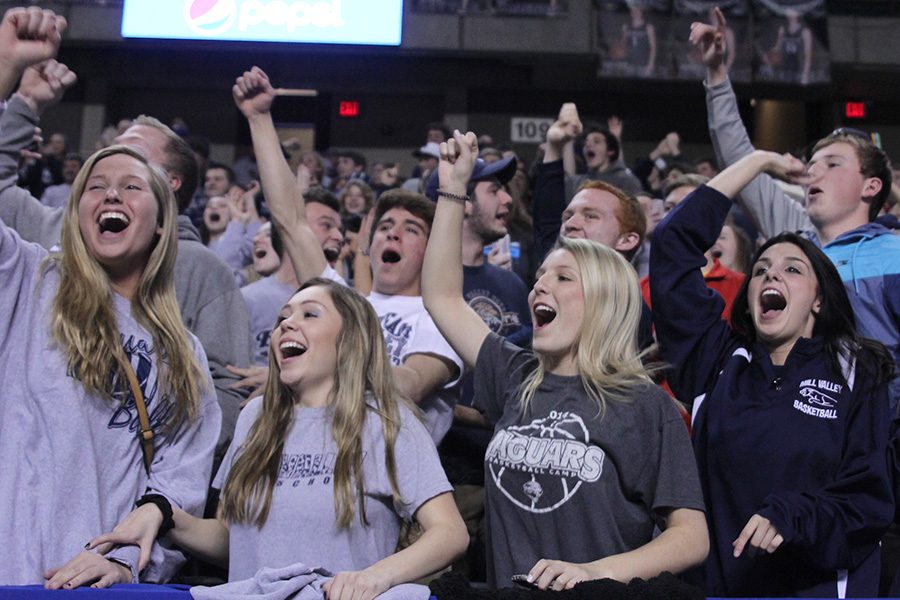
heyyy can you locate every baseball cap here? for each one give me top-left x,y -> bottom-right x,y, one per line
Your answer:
424,155 -> 517,202
413,142 -> 441,160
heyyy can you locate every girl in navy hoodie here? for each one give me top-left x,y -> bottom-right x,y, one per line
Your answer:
650,149 -> 895,597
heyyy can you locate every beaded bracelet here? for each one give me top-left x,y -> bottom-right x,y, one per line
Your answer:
436,190 -> 470,203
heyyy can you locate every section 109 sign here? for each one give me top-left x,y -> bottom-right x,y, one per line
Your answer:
510,117 -> 553,144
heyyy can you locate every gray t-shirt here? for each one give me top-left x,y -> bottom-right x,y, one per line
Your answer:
0,220 -> 221,584
474,333 -> 704,588
214,396 -> 452,581
241,275 -> 296,366
241,267 -> 346,366
366,293 -> 463,445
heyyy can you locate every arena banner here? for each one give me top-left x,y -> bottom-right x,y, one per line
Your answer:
753,0 -> 829,85
595,0 -> 828,85
671,0 -> 752,82
595,0 -> 683,80
122,0 -> 403,46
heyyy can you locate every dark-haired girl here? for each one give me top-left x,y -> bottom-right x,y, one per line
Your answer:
650,149 -> 895,597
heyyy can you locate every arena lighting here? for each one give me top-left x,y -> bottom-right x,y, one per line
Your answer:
122,0 -> 402,46
338,100 -> 360,118
844,101 -> 867,120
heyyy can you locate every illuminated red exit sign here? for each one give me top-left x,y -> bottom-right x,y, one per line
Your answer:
339,100 -> 360,118
844,101 -> 866,119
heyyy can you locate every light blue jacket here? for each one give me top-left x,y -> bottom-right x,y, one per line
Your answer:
705,77 -> 900,412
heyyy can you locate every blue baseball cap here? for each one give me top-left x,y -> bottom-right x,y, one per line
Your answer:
424,155 -> 517,202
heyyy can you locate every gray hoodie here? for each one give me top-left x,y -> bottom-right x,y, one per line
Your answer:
0,95 -> 248,457
0,205 -> 221,583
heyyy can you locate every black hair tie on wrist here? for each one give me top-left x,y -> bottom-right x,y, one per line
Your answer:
135,494 -> 175,537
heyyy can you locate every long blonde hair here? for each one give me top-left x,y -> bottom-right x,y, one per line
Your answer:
521,237 -> 652,415
221,278 -> 411,529
48,145 -> 205,427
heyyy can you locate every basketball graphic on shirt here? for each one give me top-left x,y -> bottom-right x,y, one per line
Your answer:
468,294 -> 505,333
486,410 -> 605,514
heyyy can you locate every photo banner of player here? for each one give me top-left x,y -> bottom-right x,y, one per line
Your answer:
753,0 -> 829,85
595,0 -> 677,80
672,0 -> 752,82
595,0 -> 828,84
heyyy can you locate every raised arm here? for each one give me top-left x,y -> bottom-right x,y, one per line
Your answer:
533,103 -> 581,261
650,186 -> 736,403
421,130 -> 491,368
0,6 -> 66,101
652,150 -> 813,401
706,149 -> 811,201
690,8 -> 811,237
801,27 -> 813,85
13,58 -> 76,116
351,206 -> 374,295
543,103 -> 582,165
233,67 -> 328,283
645,23 -> 657,77
0,61 -> 75,246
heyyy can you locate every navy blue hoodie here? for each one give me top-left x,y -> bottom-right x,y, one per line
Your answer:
650,185 -> 893,597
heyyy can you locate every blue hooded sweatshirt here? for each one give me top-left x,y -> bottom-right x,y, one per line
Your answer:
650,184 -> 893,597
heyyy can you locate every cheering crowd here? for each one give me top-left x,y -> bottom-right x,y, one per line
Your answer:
1,4 -> 898,599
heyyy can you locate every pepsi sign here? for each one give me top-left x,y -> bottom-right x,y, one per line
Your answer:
122,0 -> 402,46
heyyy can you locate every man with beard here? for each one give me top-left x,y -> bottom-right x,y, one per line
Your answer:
425,156 -> 531,346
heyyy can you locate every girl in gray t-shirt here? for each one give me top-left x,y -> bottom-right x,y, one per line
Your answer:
422,132 -> 709,591
91,277 -> 466,599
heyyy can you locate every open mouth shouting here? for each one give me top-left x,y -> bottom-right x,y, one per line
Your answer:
98,211 -> 130,235
759,288 -> 787,319
323,246 -> 341,262
279,340 -> 307,360
381,249 -> 401,264
533,302 -> 558,328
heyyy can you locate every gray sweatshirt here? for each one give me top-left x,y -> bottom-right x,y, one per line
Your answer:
705,76 -> 812,237
0,218 -> 221,583
0,95 -> 250,458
